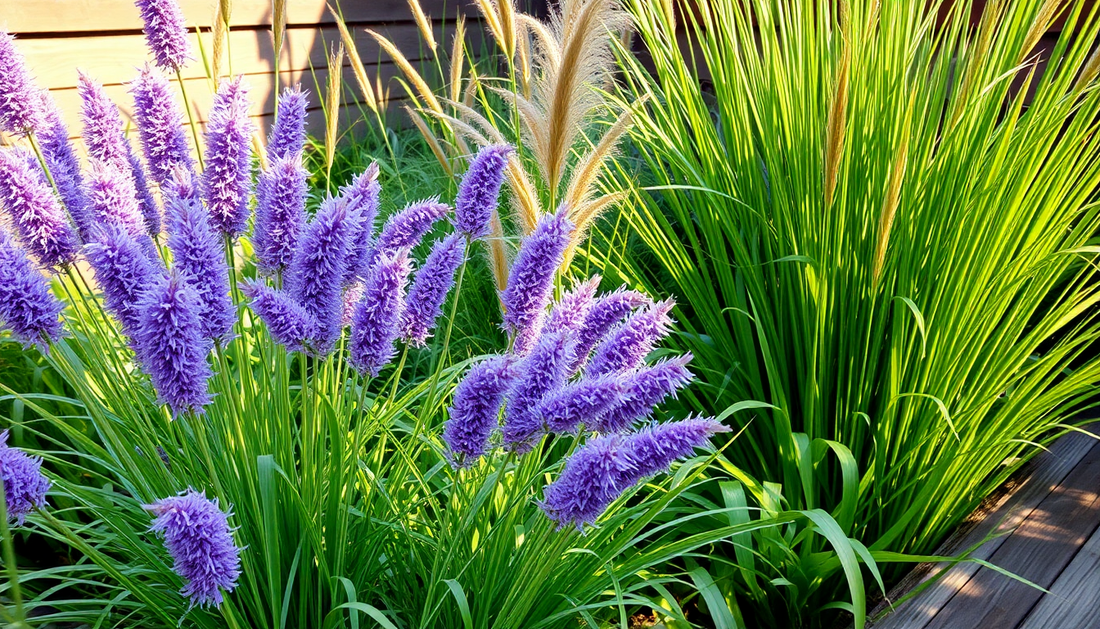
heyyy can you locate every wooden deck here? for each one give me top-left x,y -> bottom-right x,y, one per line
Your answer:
868,424 -> 1100,629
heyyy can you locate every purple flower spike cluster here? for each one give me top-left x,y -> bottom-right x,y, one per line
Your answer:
84,224 -> 163,341
255,86 -> 309,276
146,489 -> 241,609
0,148 -> 79,269
135,0 -> 193,73
85,160 -> 152,247
444,356 -> 514,466
0,31 -> 44,134
0,430 -> 51,525
349,250 -> 412,377
455,145 -> 512,239
267,86 -> 309,161
130,65 -> 194,187
0,228 -> 65,352
341,164 -> 382,284
243,282 -> 317,353
500,209 -> 574,354
401,232 -> 465,347
202,77 -> 256,238
37,96 -> 91,233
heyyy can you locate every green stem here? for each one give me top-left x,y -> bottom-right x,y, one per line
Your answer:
176,69 -> 205,171
0,490 -> 26,625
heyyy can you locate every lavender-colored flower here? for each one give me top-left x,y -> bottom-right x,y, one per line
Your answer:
444,355 -> 514,466
545,276 -> 600,334
0,430 -> 51,524
85,160 -> 151,246
586,299 -> 674,377
164,173 -> 235,343
341,164 -> 382,284
202,77 -> 255,238
145,489 -> 240,609
536,376 -> 623,435
37,95 -> 91,233
455,144 -> 512,239
572,287 -> 650,371
130,64 -> 194,187
0,148 -> 78,269
254,154 -> 307,275
242,282 -> 318,353
500,209 -> 573,354
502,330 -> 574,452
134,0 -> 193,72
267,85 -> 308,161
596,354 -> 694,432
79,73 -> 159,235
372,199 -> 448,262
0,229 -> 64,351
540,416 -> 727,529
349,250 -> 412,377
342,282 -> 364,328
85,224 -> 163,341
286,198 -> 357,354
401,232 -> 465,347
0,32 -> 44,134
134,271 -> 212,416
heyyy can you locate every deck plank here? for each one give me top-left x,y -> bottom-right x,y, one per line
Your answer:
1017,521 -> 1100,629
870,426 -> 1100,629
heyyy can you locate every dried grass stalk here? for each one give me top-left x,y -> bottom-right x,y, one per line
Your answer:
407,0 -> 438,52
329,5 -> 379,114
325,42 -> 345,182
369,29 -> 444,114
824,40 -> 849,207
406,105 -> 454,178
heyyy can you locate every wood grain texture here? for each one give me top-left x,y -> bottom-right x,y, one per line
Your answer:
1017,521 -> 1100,629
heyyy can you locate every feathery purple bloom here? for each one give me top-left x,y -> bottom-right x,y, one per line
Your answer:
545,276 -> 600,335
130,64 -> 194,187
254,154 -> 308,275
164,174 -> 235,343
0,430 -> 51,525
134,271 -> 212,416
202,77 -> 255,238
342,282 -> 363,328
0,229 -> 64,351
349,250 -> 411,377
586,299 -> 674,377
267,85 -> 308,161
500,209 -> 573,354
401,232 -> 465,347
540,416 -> 727,529
37,95 -> 91,233
372,199 -> 448,262
572,287 -> 650,371
85,223 -> 163,341
596,354 -> 694,432
0,148 -> 78,269
341,164 -> 382,284
243,282 -> 318,353
146,489 -> 241,609
502,330 -> 574,452
455,144 -> 512,239
444,355 -> 514,466
0,32 -> 44,134
537,375 -> 623,435
85,160 -> 151,244
134,0 -> 193,72
286,198 -> 358,354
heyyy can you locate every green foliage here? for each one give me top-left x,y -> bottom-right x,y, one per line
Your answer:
596,0 -> 1100,625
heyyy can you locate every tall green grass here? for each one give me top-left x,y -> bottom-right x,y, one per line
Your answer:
595,0 -> 1100,624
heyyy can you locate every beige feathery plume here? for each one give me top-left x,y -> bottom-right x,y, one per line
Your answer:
407,0 -> 438,52
824,39 -> 849,208
406,105 -> 454,178
564,101 -> 638,214
324,42 -> 344,184
272,0 -> 287,68
211,0 -> 232,80
328,5 -> 378,114
1019,0 -> 1063,64
450,16 -> 467,105
369,29 -> 443,115
872,99 -> 913,286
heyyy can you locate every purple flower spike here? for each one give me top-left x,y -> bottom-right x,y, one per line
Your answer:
444,355 -> 514,466
0,229 -> 64,351
349,250 -> 412,377
0,149 -> 78,269
134,271 -> 213,416
0,32 -> 45,134
536,376 -> 623,435
164,173 -> 235,343
85,224 -> 163,342
130,64 -> 194,187
286,197 -> 357,354
134,0 -> 193,73
37,95 -> 91,233
243,282 -> 318,353
572,287 -> 650,371
500,209 -> 574,354
502,330 -> 574,452
621,416 -> 730,485
373,199 -> 449,262
545,276 -> 600,335
202,77 -> 255,238
145,489 -> 241,609
455,144 -> 512,239
401,232 -> 465,347
85,160 -> 152,246
254,154 -> 308,276
342,282 -> 364,328
586,299 -> 674,377
596,354 -> 694,432
341,164 -> 382,284
0,430 -> 51,524
267,85 -> 308,161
